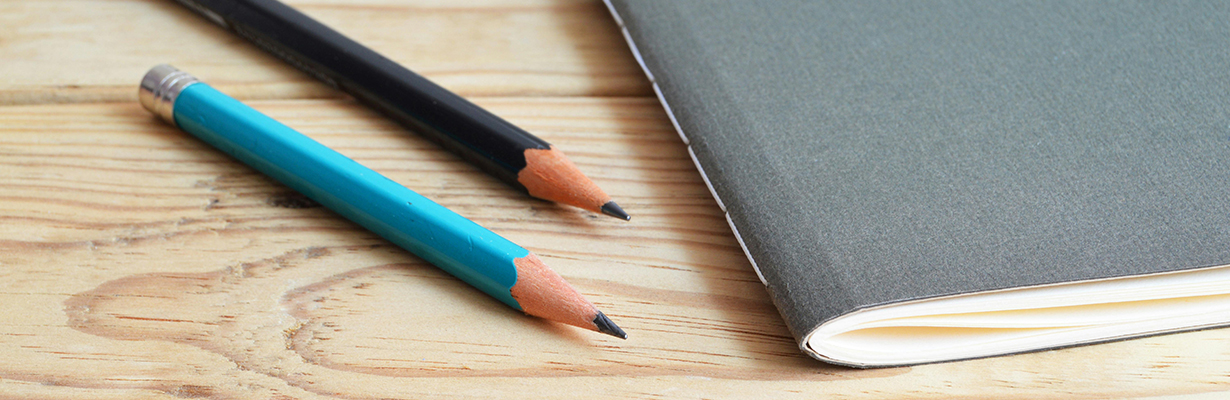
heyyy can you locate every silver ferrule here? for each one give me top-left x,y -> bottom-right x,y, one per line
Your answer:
138,64 -> 201,127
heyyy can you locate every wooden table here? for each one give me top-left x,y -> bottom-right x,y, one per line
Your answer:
2,1 -> 1227,398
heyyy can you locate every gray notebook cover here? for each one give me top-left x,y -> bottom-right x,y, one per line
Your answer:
606,0 -> 1230,365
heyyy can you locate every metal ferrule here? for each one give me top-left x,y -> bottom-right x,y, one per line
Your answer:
138,64 -> 201,127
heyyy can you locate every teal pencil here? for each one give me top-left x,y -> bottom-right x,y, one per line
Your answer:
138,65 -> 625,339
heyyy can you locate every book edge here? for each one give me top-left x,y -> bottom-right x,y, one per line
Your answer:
803,262 -> 1230,368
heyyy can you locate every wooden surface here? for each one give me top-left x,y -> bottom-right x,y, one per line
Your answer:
2,1 -> 1229,398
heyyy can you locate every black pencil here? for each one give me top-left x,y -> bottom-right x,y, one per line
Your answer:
170,0 -> 630,220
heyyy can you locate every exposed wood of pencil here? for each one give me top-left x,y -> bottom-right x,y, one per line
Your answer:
511,253 -> 625,339
519,147 -> 624,219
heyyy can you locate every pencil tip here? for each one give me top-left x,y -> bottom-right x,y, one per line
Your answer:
600,201 -> 631,221
593,311 -> 627,339
519,148 -> 627,218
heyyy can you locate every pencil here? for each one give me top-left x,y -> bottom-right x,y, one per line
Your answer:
169,0 -> 631,221
139,65 -> 626,339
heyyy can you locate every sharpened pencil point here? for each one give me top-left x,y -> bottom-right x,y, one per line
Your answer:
593,311 -> 627,339
600,201 -> 631,221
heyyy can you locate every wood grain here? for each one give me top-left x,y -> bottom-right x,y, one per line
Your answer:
0,0 -> 650,105
3,0 -> 1230,398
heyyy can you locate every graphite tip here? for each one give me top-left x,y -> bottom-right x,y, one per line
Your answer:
592,311 -> 628,339
600,201 -> 631,221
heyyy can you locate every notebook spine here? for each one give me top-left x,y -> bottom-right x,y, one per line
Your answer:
602,0 -> 767,286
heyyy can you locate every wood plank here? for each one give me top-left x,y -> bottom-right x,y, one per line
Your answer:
2,99 -> 1230,399
7,0 -> 1230,398
0,0 -> 651,105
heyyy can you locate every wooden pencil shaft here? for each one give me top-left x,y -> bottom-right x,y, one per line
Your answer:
172,0 -> 550,190
139,65 -> 529,311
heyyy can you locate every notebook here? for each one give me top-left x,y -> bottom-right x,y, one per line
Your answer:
604,0 -> 1230,367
